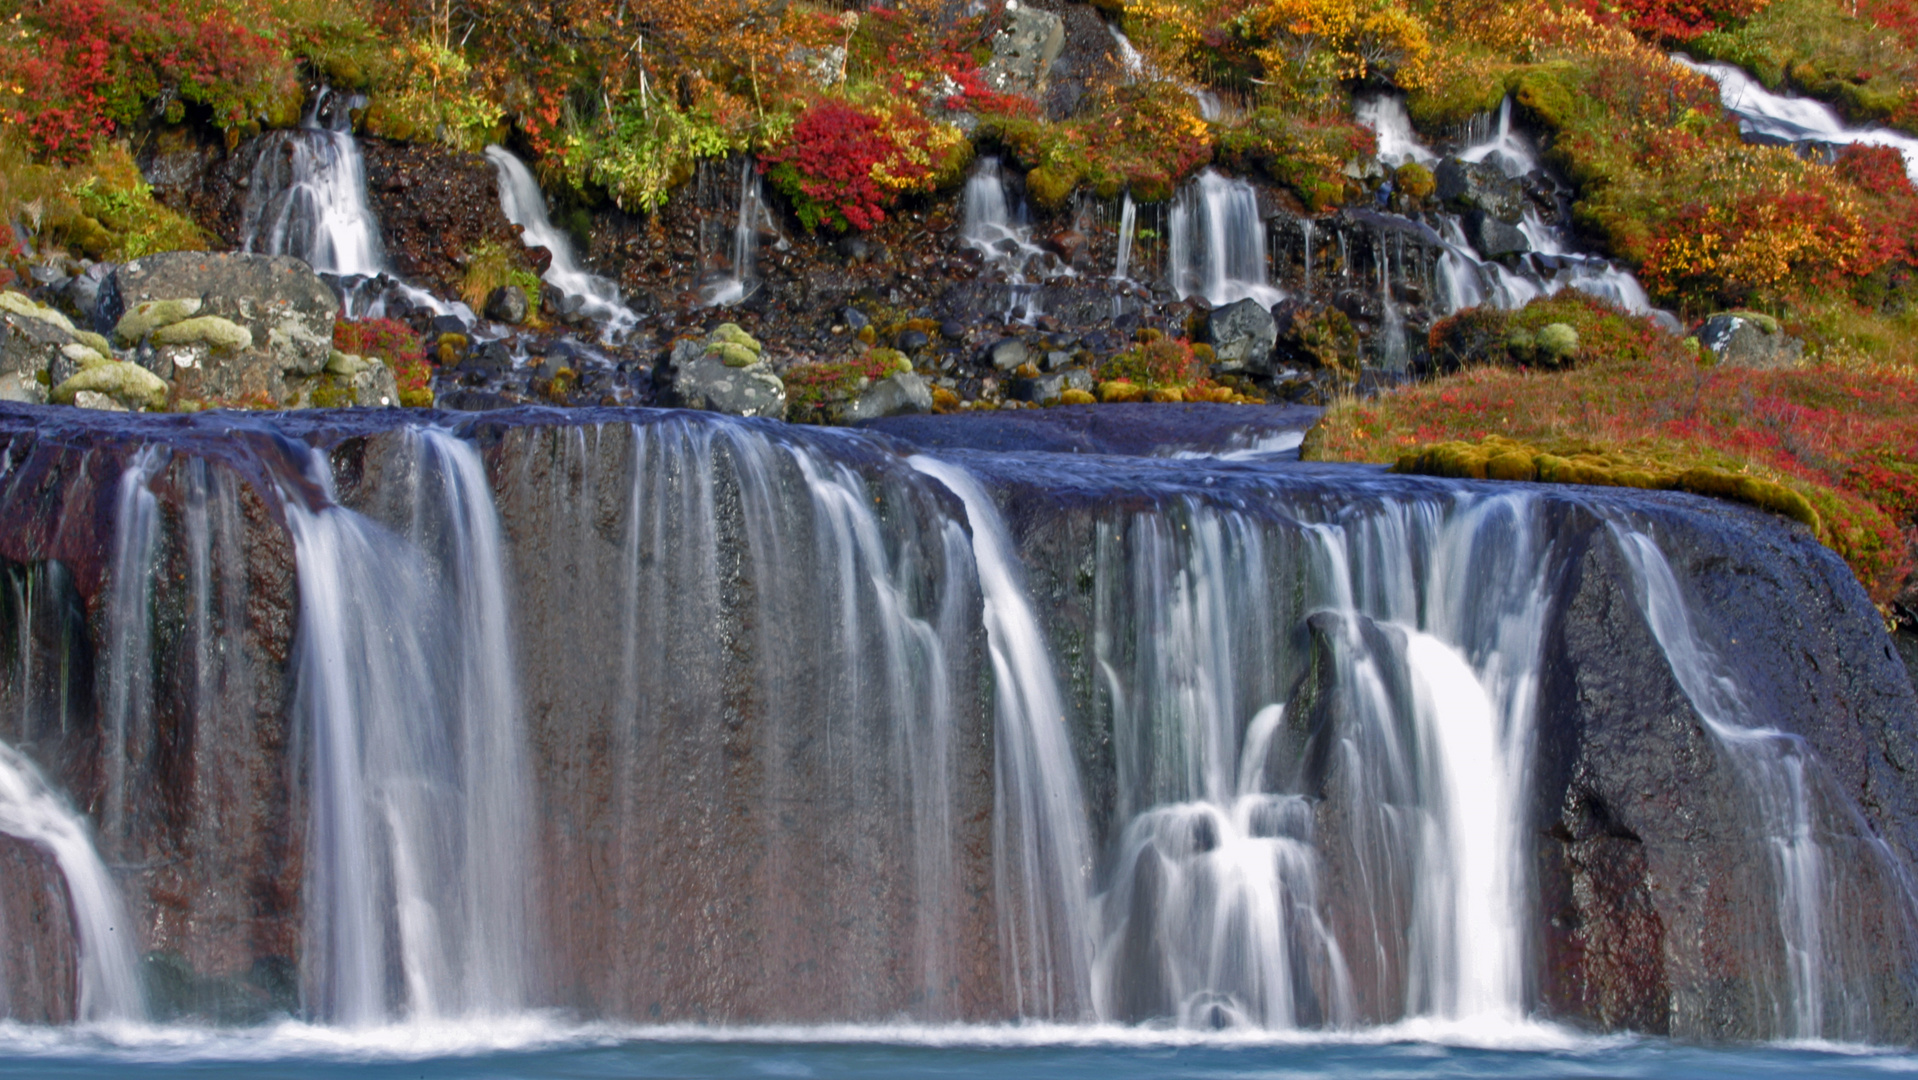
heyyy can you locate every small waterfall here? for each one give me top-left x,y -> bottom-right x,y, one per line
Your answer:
911,456 -> 1095,1020
1299,219 -> 1315,292
1168,171 -> 1284,309
101,447 -> 165,850
0,742 -> 145,1022
962,158 -> 1060,286
290,430 -> 532,1024
1613,526 -> 1918,1040
485,146 -> 637,334
1375,238 -> 1408,372
1112,193 -> 1137,281
241,88 -> 386,278
1676,55 -> 1918,181
1355,94 -> 1675,327
700,158 -> 777,307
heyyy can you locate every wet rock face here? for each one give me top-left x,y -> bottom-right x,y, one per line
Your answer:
1206,297 -> 1278,373
1435,158 -> 1525,223
0,835 -> 76,1023
357,138 -> 525,299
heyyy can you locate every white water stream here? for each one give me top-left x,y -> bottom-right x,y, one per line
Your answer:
1676,55 -> 1918,182
486,147 -> 639,335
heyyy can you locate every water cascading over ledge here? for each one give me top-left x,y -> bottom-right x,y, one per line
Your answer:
0,405 -> 1910,1041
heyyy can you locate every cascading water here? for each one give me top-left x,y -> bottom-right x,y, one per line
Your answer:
1613,524 -> 1918,1041
910,457 -> 1096,1020
0,742 -> 144,1023
1354,94 -> 1675,327
1064,487 -> 1554,1028
100,447 -> 165,851
961,158 -> 1068,322
1167,171 -> 1285,309
242,88 -> 469,322
486,146 -> 638,334
240,88 -> 385,279
288,429 -> 533,1024
1676,55 -> 1918,181
1112,193 -> 1137,282
699,157 -> 780,307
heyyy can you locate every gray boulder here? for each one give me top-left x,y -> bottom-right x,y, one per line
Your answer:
840,372 -> 933,422
1463,210 -> 1530,260
660,332 -> 787,419
1206,298 -> 1278,373
1699,312 -> 1802,370
0,312 -> 72,404
102,252 -> 340,403
983,5 -> 1064,94
485,285 -> 529,325
986,337 -> 1031,371
1435,158 -> 1525,223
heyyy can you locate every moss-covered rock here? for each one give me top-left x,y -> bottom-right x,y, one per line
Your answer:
51,360 -> 167,410
114,298 -> 203,344
0,291 -> 77,335
151,316 -> 253,352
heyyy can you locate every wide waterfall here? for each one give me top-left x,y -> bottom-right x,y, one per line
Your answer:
0,405 -> 1911,1049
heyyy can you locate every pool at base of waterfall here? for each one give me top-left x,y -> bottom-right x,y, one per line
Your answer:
0,1021 -> 1910,1078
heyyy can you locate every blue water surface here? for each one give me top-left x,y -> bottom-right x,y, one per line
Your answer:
0,1021 -> 1913,1080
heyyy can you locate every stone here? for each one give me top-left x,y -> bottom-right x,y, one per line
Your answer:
1010,368 -> 1094,405
326,351 -> 371,377
1435,158 -> 1526,223
840,307 -> 871,332
896,329 -> 931,352
114,297 -> 204,344
0,291 -> 77,335
983,6 -> 1065,94
72,390 -> 127,411
1699,312 -> 1802,370
484,285 -> 530,325
985,337 -> 1030,371
939,321 -> 967,342
102,252 -> 342,402
151,316 -> 255,352
1463,210 -> 1530,259
51,359 -> 168,410
840,372 -> 934,422
1206,297 -> 1278,373
0,310 -> 76,404
661,333 -> 786,419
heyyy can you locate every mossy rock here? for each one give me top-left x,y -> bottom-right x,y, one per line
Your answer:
708,322 -> 762,354
59,342 -> 109,368
151,316 -> 253,353
115,298 -> 203,344
326,351 -> 370,377
1536,322 -> 1579,362
0,291 -> 77,334
51,361 -> 167,410
1395,162 -> 1436,201
709,342 -> 760,368
868,347 -> 911,375
1026,164 -> 1080,210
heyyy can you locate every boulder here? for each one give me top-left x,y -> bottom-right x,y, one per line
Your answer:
0,311 -> 72,405
985,337 -> 1031,371
101,252 -> 340,402
1206,297 -> 1278,373
983,5 -> 1065,94
51,360 -> 167,410
1699,312 -> 1803,370
1463,210 -> 1530,260
485,285 -> 529,325
839,372 -> 934,422
660,327 -> 786,419
1435,158 -> 1525,223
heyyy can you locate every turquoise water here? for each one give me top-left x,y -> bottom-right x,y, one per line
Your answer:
0,1022 -> 1913,1078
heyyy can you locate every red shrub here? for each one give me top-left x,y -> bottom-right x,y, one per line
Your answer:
1579,0 -> 1770,41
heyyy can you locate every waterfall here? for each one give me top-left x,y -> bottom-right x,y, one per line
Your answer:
1676,55 -> 1918,182
1167,171 -> 1285,309
911,456 -> 1096,1020
240,88 -> 386,279
101,447 -> 165,850
1299,218 -> 1315,292
1069,489 -> 1552,1028
0,742 -> 145,1022
1612,526 -> 1917,1040
289,430 -> 532,1024
1113,193 -> 1137,281
961,158 -> 1058,288
700,158 -> 775,307
1355,93 -> 1676,327
1375,237 -> 1408,372
485,146 -> 638,334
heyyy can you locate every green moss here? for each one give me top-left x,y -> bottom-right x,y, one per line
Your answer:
152,316 -> 252,352
51,360 -> 167,410
1026,164 -> 1080,210
115,298 -> 202,343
